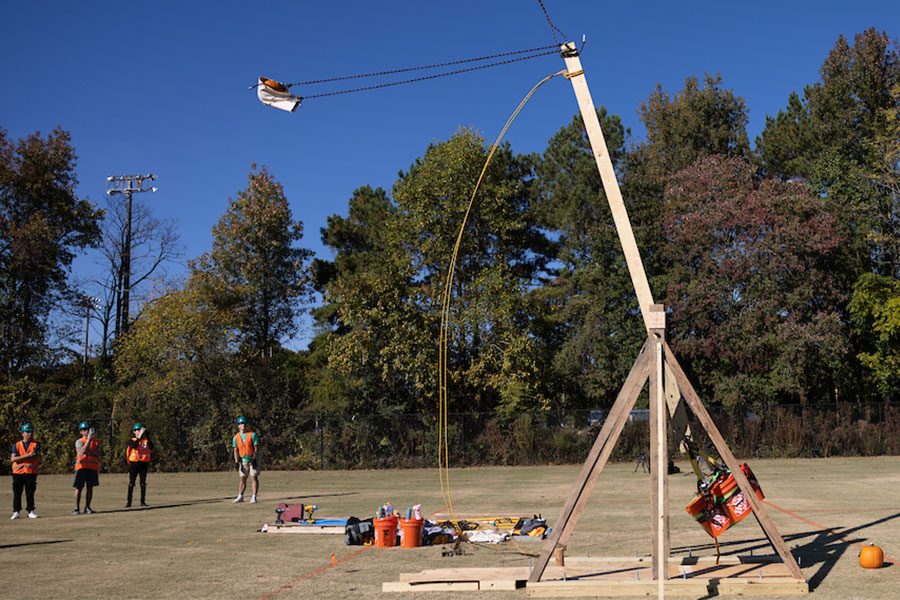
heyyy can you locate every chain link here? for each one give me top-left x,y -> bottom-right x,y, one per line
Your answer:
300,49 -> 558,100
286,44 -> 559,88
538,0 -> 567,46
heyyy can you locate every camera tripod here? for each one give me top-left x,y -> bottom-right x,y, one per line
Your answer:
634,453 -> 649,473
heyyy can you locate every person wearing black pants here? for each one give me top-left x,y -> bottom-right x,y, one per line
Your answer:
126,423 -> 154,508
11,423 -> 40,519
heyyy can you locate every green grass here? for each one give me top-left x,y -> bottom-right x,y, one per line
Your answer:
1,456 -> 897,599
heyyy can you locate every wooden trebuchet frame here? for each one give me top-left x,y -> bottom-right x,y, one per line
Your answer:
527,42 -> 803,584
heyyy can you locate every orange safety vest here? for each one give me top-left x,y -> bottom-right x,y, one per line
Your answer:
234,432 -> 256,458
127,437 -> 151,463
12,440 -> 38,475
75,437 -> 100,471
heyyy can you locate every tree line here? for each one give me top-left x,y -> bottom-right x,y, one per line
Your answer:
1,29 -> 897,471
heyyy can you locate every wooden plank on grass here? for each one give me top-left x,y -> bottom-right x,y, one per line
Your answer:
480,580 -> 518,590
398,568 -> 521,582
526,579 -> 709,598
382,581 -> 478,593
526,577 -> 807,598
713,578 -> 808,595
562,555 -> 780,567
384,579 -> 517,592
399,566 -> 545,582
263,524 -> 345,535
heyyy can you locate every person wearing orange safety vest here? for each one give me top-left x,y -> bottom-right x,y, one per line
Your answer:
73,421 -> 100,515
125,422 -> 154,508
10,423 -> 40,519
231,416 -> 260,504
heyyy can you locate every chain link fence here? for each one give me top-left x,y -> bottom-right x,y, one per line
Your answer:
3,403 -> 898,475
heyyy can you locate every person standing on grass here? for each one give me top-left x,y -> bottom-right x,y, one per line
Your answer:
126,422 -> 154,508
232,416 -> 259,504
73,421 -> 100,515
10,423 -> 39,519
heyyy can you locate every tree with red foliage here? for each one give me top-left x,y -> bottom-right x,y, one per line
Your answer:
662,156 -> 845,405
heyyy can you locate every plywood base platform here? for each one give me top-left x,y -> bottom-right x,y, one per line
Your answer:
383,555 -> 808,596
260,522 -> 345,534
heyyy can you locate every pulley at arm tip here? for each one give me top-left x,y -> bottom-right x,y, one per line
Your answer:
559,34 -> 586,57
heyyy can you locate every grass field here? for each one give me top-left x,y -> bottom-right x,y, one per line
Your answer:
1,456 -> 897,599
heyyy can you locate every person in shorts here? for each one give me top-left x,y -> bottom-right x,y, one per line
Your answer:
73,421 -> 100,514
231,416 -> 259,504
11,423 -> 40,519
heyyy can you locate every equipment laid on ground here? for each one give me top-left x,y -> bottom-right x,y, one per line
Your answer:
345,516 -> 375,545
261,517 -> 346,535
275,502 -> 318,524
260,503 -> 345,534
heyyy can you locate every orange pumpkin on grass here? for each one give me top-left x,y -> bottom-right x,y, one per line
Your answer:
859,544 -> 884,569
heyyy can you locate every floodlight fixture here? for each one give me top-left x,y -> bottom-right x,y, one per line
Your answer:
106,174 -> 158,196
104,173 -> 158,337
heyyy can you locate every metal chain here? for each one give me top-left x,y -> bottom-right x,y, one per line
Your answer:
299,50 -> 558,100
537,0 -> 567,47
286,44 -> 559,88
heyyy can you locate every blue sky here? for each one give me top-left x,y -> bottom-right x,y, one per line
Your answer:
2,1 -> 897,349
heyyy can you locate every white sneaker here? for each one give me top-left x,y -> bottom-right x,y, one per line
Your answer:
250,496 -> 257,504
10,511 -> 19,520
232,496 -> 243,503
27,511 -> 38,519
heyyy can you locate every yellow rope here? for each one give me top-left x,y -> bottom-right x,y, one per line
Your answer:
438,69 -> 567,532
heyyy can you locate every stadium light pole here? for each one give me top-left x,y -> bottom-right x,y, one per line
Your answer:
106,174 -> 157,336
81,294 -> 101,382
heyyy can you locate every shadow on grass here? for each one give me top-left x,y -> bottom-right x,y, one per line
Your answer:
91,491 -> 358,515
672,510 -> 900,591
275,492 -> 358,502
573,566 -> 647,580
98,497 -> 234,514
797,511 -> 900,590
0,539 -> 73,550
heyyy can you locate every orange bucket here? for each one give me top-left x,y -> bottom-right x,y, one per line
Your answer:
686,494 -> 707,519
686,494 -> 733,538
701,503 -> 734,538
374,516 -> 399,548
399,518 -> 424,548
723,490 -> 752,522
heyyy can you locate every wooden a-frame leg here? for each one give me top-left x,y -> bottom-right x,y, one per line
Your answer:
528,343 -> 652,583
663,342 -> 804,579
649,331 -> 669,581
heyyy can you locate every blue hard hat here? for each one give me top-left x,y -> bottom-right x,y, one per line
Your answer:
78,421 -> 90,430
21,423 -> 34,433
236,416 -> 246,424
133,422 -> 144,431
